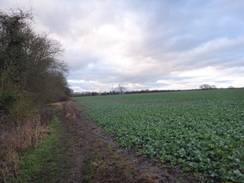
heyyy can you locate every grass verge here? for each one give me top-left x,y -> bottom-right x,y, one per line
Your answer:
14,115 -> 71,183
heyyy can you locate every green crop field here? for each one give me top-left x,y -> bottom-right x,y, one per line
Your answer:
73,89 -> 244,182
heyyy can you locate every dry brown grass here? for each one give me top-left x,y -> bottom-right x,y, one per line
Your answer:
0,114 -> 53,182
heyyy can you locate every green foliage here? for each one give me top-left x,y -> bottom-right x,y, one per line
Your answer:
74,89 -> 244,182
8,92 -> 36,124
0,9 -> 70,121
0,92 -> 19,110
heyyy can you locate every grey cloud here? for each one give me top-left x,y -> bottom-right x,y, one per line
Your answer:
1,0 -> 243,91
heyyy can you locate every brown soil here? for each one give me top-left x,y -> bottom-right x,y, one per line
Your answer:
61,101 -> 199,183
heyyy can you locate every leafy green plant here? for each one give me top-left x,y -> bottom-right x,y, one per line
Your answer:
73,89 -> 244,182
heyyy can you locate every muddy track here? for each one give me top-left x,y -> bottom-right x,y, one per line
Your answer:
61,101 -> 199,183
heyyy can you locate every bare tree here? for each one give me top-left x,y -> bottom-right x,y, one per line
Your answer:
199,84 -> 217,90
115,84 -> 127,94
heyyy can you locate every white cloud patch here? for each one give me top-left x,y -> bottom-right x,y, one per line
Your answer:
1,0 -> 244,91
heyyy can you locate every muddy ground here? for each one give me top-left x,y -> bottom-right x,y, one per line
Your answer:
61,101 -> 199,183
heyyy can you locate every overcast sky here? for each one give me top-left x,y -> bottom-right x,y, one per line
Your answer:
1,0 -> 244,92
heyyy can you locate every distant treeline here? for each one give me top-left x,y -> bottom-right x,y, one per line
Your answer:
72,90 -> 180,97
72,87 -> 241,97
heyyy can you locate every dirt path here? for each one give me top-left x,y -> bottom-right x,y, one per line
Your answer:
61,101 -> 199,183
